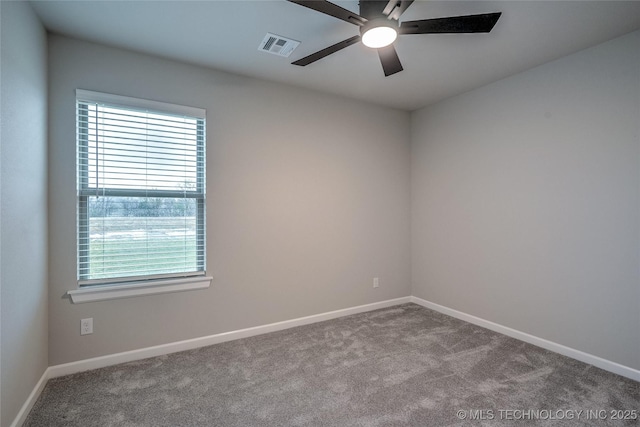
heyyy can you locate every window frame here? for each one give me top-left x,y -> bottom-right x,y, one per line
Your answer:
75,89 -> 207,287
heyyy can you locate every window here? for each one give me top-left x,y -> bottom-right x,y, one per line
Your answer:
76,90 -> 206,286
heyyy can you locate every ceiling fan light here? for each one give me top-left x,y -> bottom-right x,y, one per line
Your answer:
361,20 -> 398,49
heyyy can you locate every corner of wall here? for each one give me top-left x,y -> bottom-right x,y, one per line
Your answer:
1,1 -> 49,425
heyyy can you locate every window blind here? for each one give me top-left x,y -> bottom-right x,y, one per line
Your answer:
76,90 -> 206,285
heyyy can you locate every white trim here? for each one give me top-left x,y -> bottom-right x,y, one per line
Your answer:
67,276 -> 212,303
48,297 -> 411,378
9,367 -> 51,427
75,89 -> 205,118
13,295 -> 639,426
410,296 -> 640,382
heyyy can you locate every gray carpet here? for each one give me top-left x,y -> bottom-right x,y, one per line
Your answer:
25,303 -> 639,426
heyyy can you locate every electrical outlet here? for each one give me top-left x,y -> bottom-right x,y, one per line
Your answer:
81,318 -> 93,335
373,277 -> 379,288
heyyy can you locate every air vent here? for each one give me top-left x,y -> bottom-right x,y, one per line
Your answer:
259,33 -> 300,58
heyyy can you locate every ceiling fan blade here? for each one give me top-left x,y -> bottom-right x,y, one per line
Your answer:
399,12 -> 501,34
377,44 -> 403,76
287,0 -> 366,26
292,35 -> 361,66
359,0 -> 388,20
383,0 -> 415,20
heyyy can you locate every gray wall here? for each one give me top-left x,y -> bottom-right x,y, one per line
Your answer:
0,2 -> 49,426
411,31 -> 640,370
48,35 -> 411,365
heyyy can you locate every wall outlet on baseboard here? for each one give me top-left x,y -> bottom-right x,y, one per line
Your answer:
81,318 -> 93,335
373,277 -> 379,288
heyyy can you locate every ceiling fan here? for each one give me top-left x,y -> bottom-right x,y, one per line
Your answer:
287,0 -> 502,76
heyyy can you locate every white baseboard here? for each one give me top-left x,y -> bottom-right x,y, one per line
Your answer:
13,294 -> 638,427
410,296 -> 640,382
48,297 -> 411,379
10,367 -> 51,427
12,296 -> 408,426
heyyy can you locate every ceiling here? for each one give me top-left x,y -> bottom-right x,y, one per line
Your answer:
30,1 -> 640,111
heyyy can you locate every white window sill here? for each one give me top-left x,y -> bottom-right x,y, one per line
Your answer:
67,276 -> 212,304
